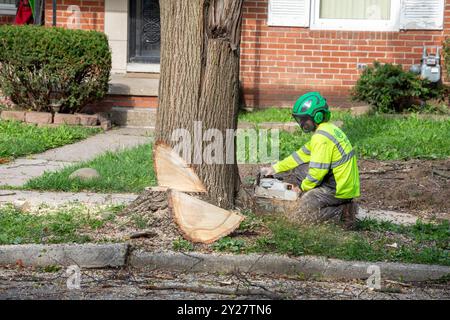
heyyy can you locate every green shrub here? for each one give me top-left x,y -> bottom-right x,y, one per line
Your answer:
0,25 -> 111,113
443,38 -> 450,82
352,61 -> 444,113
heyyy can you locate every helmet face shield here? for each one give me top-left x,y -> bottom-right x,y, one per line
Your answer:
293,114 -> 315,133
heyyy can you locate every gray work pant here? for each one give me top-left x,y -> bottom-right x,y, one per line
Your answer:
274,164 -> 352,223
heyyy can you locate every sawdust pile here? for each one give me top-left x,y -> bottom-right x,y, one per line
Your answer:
118,189 -> 182,251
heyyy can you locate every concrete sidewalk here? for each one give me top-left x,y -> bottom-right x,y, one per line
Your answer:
0,128 -> 152,187
0,189 -> 422,226
0,190 -> 138,208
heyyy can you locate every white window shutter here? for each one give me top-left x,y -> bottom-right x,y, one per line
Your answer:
400,0 -> 445,30
268,0 -> 311,27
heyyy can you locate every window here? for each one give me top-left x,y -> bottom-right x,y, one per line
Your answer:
267,0 -> 445,31
320,0 -> 391,20
0,0 -> 16,15
310,0 -> 401,31
268,0 -> 311,27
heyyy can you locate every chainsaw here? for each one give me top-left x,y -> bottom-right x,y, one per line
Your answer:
254,173 -> 299,201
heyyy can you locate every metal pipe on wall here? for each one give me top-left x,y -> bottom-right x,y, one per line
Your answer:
52,0 -> 56,26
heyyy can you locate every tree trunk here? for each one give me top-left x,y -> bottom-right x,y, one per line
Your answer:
156,0 -> 244,209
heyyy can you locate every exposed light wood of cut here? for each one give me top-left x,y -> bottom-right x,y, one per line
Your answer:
154,142 -> 206,192
169,191 -> 244,244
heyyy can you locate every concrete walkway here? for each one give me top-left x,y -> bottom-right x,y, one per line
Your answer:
357,207 -> 419,226
0,128 -> 152,187
0,190 -> 138,208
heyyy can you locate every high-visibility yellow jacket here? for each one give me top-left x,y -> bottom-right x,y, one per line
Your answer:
272,122 -> 360,199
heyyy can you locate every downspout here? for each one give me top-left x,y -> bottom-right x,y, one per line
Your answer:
33,0 -> 44,25
52,0 -> 56,26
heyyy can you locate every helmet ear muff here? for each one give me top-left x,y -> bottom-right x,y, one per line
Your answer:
314,112 -> 324,124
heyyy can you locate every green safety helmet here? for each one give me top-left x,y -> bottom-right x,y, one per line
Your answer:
292,92 -> 331,132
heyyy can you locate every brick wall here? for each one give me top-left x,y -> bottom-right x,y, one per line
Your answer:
241,0 -> 450,108
0,1 -> 104,30
44,0 -> 104,30
84,95 -> 159,114
3,0 -> 450,109
0,15 -> 14,24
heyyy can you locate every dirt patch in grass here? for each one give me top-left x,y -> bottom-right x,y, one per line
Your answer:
358,159 -> 450,220
238,159 -> 450,221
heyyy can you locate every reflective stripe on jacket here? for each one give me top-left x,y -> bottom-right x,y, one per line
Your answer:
272,122 -> 360,199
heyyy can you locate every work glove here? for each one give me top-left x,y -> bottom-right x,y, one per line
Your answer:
260,166 -> 275,177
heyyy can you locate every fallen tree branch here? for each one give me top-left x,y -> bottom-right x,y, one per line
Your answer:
140,283 -> 284,300
385,280 -> 413,288
361,177 -> 405,180
128,231 -> 158,240
233,269 -> 279,298
432,169 -> 450,180
0,192 -> 16,197
361,168 -> 411,175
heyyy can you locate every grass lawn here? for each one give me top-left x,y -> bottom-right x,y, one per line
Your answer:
277,114 -> 450,160
0,120 -> 101,161
25,143 -> 156,193
239,107 -> 350,123
22,110 -> 450,193
211,212 -> 450,266
0,204 -> 121,245
240,108 -> 450,160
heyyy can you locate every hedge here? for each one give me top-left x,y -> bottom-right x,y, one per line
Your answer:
0,25 -> 111,114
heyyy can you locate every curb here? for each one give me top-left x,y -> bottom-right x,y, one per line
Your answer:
0,244 -> 129,268
0,244 -> 448,282
129,250 -> 450,282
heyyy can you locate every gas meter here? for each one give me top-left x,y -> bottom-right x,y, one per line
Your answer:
410,46 -> 441,83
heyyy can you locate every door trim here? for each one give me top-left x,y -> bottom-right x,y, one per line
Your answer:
127,63 -> 160,73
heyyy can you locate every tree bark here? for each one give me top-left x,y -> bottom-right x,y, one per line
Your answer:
156,0 -> 244,209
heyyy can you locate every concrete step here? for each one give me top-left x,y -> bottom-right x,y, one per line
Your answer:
111,107 -> 157,128
109,73 -> 159,96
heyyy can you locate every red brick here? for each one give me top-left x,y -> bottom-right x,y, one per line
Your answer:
36,0 -> 450,108
44,0 -> 104,30
0,15 -> 14,25
1,111 -> 26,122
53,113 -> 81,125
25,112 -> 53,125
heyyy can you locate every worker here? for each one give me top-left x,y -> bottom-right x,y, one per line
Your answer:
260,92 -> 360,228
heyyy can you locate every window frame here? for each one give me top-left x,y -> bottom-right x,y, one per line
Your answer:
310,0 -> 401,31
0,2 -> 16,16
267,0 -> 311,27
